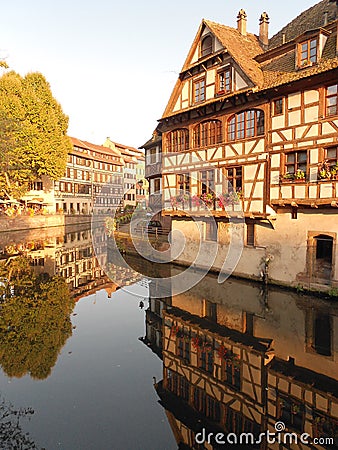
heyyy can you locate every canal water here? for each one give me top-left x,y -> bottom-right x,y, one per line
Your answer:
0,224 -> 337,449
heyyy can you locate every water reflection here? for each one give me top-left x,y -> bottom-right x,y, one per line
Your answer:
0,255 -> 73,380
0,225 -> 337,448
144,270 -> 338,449
0,393 -> 37,449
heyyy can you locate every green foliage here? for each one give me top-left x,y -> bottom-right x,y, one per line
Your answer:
0,257 -> 74,379
0,394 -> 37,449
296,284 -> 304,293
0,71 -> 72,198
327,287 -> 338,297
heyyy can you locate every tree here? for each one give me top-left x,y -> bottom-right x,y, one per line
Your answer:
0,71 -> 72,199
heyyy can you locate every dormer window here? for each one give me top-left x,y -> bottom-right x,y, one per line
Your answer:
298,37 -> 318,67
296,29 -> 329,69
201,35 -> 213,57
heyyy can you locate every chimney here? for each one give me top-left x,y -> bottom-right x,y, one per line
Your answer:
237,9 -> 247,36
259,12 -> 269,49
282,33 -> 286,44
323,11 -> 329,25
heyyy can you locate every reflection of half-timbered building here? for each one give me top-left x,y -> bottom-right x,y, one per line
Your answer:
154,0 -> 338,290
152,269 -> 338,449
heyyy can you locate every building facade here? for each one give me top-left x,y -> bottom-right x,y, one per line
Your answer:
21,137 -> 127,215
153,0 -> 338,290
149,270 -> 338,449
103,137 -> 147,210
141,129 -> 171,228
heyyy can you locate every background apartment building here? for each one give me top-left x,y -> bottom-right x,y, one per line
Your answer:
103,137 -> 147,210
21,136 -> 148,214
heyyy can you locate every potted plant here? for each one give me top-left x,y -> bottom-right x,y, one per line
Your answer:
170,196 -> 178,209
192,336 -> 203,349
294,169 -> 305,181
281,172 -> 294,182
318,160 -> 332,180
200,192 -> 215,207
291,404 -> 301,415
191,195 -> 202,207
217,344 -> 228,359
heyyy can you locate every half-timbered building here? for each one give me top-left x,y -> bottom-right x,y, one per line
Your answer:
152,269 -> 338,449
154,0 -> 338,290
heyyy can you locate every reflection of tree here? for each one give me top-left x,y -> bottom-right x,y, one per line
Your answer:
0,394 -> 37,449
0,257 -> 74,379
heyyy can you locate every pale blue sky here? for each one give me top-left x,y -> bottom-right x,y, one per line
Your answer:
0,0 -> 318,148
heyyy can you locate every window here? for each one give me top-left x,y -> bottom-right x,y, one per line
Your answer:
217,68 -> 231,93
326,84 -> 338,116
246,222 -> 255,246
298,38 -> 317,67
277,395 -> 305,432
30,181 -> 43,191
226,166 -> 243,192
193,387 -> 221,422
201,35 -> 213,57
272,98 -> 283,116
198,346 -> 214,374
222,356 -> 241,390
167,371 -> 190,402
200,169 -> 215,195
228,110 -> 264,141
177,173 -> 190,195
194,78 -> 205,103
193,120 -> 222,148
153,178 -> 161,192
285,151 -> 307,177
323,146 -> 338,172
176,333 -> 190,363
205,221 -> 218,242
166,129 -> 189,152
312,411 -> 338,442
224,407 -> 260,436
146,148 -> 160,165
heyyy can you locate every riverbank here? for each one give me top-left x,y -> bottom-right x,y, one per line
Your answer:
111,231 -> 338,299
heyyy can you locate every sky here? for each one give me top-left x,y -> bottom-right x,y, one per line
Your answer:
0,0 -> 319,149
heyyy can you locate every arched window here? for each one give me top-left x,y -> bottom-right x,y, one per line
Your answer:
228,110 -> 264,141
201,36 -> 213,57
166,129 -> 189,152
193,120 -> 222,148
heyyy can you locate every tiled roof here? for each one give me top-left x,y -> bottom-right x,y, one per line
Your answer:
105,137 -> 143,156
160,1 -> 338,121
203,20 -> 264,87
69,137 -> 124,165
269,0 -> 337,49
261,38 -> 338,89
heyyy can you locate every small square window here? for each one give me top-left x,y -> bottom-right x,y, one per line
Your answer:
272,98 -> 283,116
326,84 -> 338,116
